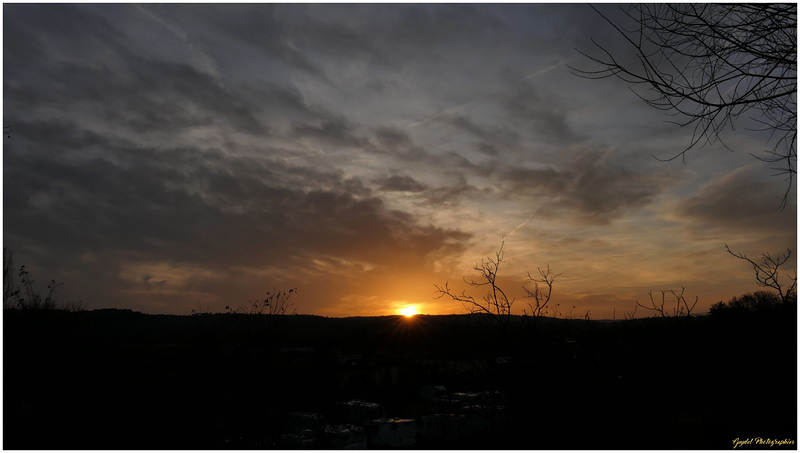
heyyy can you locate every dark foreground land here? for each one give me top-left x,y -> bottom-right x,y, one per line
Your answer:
4,305 -> 797,449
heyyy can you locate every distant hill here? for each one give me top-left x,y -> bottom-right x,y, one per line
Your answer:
4,305 -> 796,449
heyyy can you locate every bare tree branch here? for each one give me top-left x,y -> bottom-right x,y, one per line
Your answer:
521,265 -> 562,329
635,286 -> 698,318
571,4 -> 797,208
435,241 -> 515,333
436,241 -> 561,338
725,244 -> 797,304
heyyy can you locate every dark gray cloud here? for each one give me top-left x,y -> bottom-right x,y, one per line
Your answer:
672,166 -> 797,237
444,115 -> 521,153
289,117 -> 367,149
6,121 -> 463,267
424,174 -> 480,208
4,7 -> 126,109
367,127 -> 430,161
477,143 -> 500,157
501,82 -> 580,145
372,172 -> 478,208
125,57 -> 265,135
500,148 -> 671,224
4,4 -> 124,58
265,5 -> 385,65
3,20 -> 48,71
374,175 -> 428,193
7,53 -> 263,141
4,104 -> 470,314
149,4 -> 330,80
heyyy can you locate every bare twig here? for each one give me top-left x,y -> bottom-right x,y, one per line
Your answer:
435,241 -> 515,333
522,265 -> 562,329
725,244 -> 797,303
635,286 -> 697,318
571,4 -> 797,208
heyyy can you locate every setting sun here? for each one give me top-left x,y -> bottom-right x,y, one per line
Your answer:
399,306 -> 418,317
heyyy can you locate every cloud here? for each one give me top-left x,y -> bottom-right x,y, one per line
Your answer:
367,127 -> 430,161
134,5 -> 222,80
6,55 -> 265,141
499,147 -> 671,224
424,175 -> 480,208
669,165 -> 797,243
289,116 -> 368,150
439,115 -> 522,158
372,172 -> 478,209
120,55 -> 266,135
4,4 -> 792,317
3,115 -> 471,312
3,4 -> 481,314
3,21 -> 48,72
4,6 -> 271,141
501,82 -> 580,145
164,4 -> 330,80
8,132 -> 463,266
477,143 -> 500,157
445,115 -> 521,149
374,175 -> 428,193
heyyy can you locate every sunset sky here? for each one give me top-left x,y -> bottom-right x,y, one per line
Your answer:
3,4 -> 796,318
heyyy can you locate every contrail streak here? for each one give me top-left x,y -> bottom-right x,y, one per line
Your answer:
521,60 -> 564,80
507,211 -> 535,237
135,5 -> 221,81
406,61 -> 564,129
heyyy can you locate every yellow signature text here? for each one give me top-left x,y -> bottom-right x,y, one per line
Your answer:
733,437 -> 795,449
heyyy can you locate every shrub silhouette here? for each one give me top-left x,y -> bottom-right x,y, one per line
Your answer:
709,290 -> 786,317
3,247 -> 86,311
226,288 -> 298,316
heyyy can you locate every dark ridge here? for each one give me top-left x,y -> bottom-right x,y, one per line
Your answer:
4,305 -> 796,449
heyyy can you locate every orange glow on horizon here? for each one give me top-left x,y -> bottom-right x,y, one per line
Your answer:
399,306 -> 418,317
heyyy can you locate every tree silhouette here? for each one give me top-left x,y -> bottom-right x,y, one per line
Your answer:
725,244 -> 797,304
571,4 -> 797,207
522,264 -> 561,329
634,286 -> 698,318
435,241 -> 515,334
435,241 -> 560,337
709,290 -> 783,316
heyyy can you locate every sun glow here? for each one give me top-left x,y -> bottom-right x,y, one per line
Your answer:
400,306 -> 418,317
